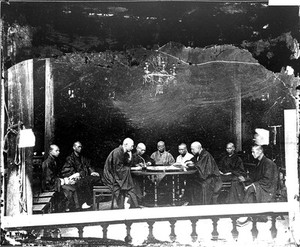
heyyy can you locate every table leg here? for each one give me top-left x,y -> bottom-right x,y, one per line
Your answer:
172,175 -> 176,206
177,175 -> 180,199
154,175 -> 158,207
143,176 -> 146,197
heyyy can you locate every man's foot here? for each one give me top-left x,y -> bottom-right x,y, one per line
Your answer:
236,217 -> 251,227
81,202 -> 91,209
124,197 -> 130,209
180,201 -> 189,206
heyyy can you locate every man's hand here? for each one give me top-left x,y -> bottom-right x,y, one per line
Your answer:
238,176 -> 246,182
184,161 -> 194,167
69,172 -> 80,180
91,172 -> 100,177
244,183 -> 253,191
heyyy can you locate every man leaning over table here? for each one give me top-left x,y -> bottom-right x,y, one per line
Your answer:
184,141 -> 222,205
130,143 -> 155,204
131,143 -> 155,167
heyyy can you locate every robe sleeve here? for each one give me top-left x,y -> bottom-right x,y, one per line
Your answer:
231,157 -> 245,177
61,156 -> 75,178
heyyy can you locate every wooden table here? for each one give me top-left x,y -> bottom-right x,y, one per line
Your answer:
131,168 -> 196,206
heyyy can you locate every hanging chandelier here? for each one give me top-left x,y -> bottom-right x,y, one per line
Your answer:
143,53 -> 176,96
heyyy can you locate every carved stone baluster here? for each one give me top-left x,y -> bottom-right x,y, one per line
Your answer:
231,217 -> 239,240
251,217 -> 258,240
101,224 -> 109,239
190,218 -> 198,242
147,220 -> 156,242
169,220 -> 177,242
270,215 -> 277,239
77,226 -> 84,238
211,217 -> 219,240
125,222 -> 132,243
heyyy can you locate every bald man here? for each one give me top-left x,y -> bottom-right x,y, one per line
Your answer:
42,144 -> 78,212
42,144 -> 61,192
150,141 -> 175,166
103,138 -> 141,209
184,141 -> 221,205
218,142 -> 246,204
176,143 -> 194,165
131,143 -> 155,167
61,141 -> 101,211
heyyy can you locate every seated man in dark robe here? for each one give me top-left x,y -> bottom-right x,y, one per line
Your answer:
42,144 -> 78,212
131,143 -> 155,167
184,141 -> 222,205
61,141 -> 102,211
244,145 -> 278,203
218,142 -> 246,204
237,145 -> 278,226
103,138 -> 141,209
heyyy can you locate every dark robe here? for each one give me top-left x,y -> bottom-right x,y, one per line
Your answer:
42,155 -> 61,192
219,153 -> 246,203
42,155 -> 76,211
131,152 -> 155,166
244,155 -> 278,203
61,152 -> 101,207
103,146 -> 140,208
186,149 -> 221,205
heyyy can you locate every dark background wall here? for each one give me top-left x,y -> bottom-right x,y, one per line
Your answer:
2,2 -> 299,169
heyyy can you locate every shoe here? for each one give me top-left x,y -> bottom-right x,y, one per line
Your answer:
81,202 -> 91,209
181,201 -> 189,206
236,217 -> 251,227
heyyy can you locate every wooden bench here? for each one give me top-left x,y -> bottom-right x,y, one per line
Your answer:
33,191 -> 56,214
93,185 -> 113,210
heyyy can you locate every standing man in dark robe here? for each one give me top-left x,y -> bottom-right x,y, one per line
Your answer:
42,144 -> 78,212
61,141 -> 101,210
103,138 -> 140,209
185,141 -> 222,205
219,142 -> 246,203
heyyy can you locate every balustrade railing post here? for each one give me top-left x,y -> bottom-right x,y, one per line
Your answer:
77,226 -> 84,238
211,217 -> 219,240
190,218 -> 198,242
231,217 -> 239,240
169,219 -> 177,242
251,217 -> 258,240
101,223 -> 108,239
270,215 -> 277,239
146,220 -> 156,242
125,222 -> 132,243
